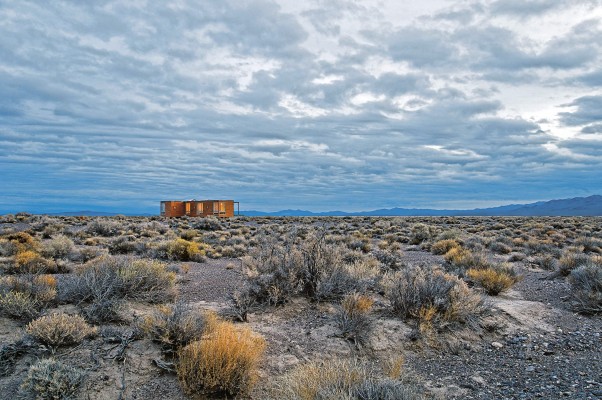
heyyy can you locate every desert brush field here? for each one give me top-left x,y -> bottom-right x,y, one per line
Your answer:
0,213 -> 601,399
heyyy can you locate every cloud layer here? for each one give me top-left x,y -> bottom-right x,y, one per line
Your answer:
1,0 -> 601,213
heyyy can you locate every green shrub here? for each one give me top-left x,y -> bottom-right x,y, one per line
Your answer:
21,358 -> 85,400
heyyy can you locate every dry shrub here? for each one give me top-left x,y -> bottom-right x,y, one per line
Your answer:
41,235 -> 75,260
270,358 -> 425,400
0,291 -> 40,320
488,241 -> 512,254
431,239 -> 460,255
386,266 -> 485,332
64,255 -> 176,306
467,265 -> 520,295
177,321 -> 265,397
443,247 -> 488,271
1,232 -> 39,256
141,303 -> 211,355
27,313 -> 97,348
0,274 -> 57,304
558,252 -> 590,276
336,293 -> 374,347
21,358 -> 85,400
11,250 -> 57,274
569,259 -> 602,314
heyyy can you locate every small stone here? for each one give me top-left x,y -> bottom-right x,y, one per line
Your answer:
526,366 -> 535,372
491,341 -> 504,349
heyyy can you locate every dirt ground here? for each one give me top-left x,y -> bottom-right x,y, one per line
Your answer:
1,216 -> 601,399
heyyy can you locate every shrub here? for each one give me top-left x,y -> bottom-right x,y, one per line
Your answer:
0,291 -> 40,320
336,293 -> 373,347
63,255 -> 176,306
488,241 -> 512,254
26,313 -> 97,348
373,249 -> 405,270
141,303 -> 209,354
164,239 -> 205,261
431,239 -> 460,255
270,359 -> 425,400
410,223 -> 433,245
86,219 -> 119,236
533,255 -> 557,270
41,235 -> 75,260
569,261 -> 602,314
21,358 -> 85,400
177,321 -> 265,396
558,252 -> 591,276
108,235 -> 140,255
467,264 -> 520,295
575,236 -> 602,253
11,250 -> 57,274
1,274 -> 57,304
443,247 -> 488,271
1,232 -> 39,255
386,266 -> 485,332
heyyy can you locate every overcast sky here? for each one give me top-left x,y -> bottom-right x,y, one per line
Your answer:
1,0 -> 601,213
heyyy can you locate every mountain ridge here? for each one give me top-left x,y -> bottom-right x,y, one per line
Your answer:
9,195 -> 601,217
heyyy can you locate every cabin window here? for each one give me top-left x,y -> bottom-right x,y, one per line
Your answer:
220,202 -> 226,213
213,202 -> 219,213
185,203 -> 191,214
197,203 -> 203,213
160,203 -> 166,214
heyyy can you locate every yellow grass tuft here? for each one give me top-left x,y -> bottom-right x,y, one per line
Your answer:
177,320 -> 265,396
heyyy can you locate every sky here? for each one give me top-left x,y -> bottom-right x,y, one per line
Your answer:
1,0 -> 601,214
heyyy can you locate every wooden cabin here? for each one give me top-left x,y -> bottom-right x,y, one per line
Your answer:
160,200 -> 238,217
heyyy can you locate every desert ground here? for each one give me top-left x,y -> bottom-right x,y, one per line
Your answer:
0,214 -> 601,399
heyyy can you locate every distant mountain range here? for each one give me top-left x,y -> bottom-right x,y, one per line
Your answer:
242,195 -> 602,217
22,195 -> 602,217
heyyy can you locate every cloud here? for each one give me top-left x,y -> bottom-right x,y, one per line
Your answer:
0,0 -> 601,213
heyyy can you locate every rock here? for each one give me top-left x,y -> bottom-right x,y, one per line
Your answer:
491,341 -> 504,349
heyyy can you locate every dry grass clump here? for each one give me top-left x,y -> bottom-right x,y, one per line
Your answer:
336,293 -> 374,347
431,239 -> 460,255
569,258 -> 602,314
386,266 -> 485,333
269,358 -> 426,400
467,264 -> 520,295
21,358 -> 85,400
26,313 -> 97,348
177,320 -> 265,397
